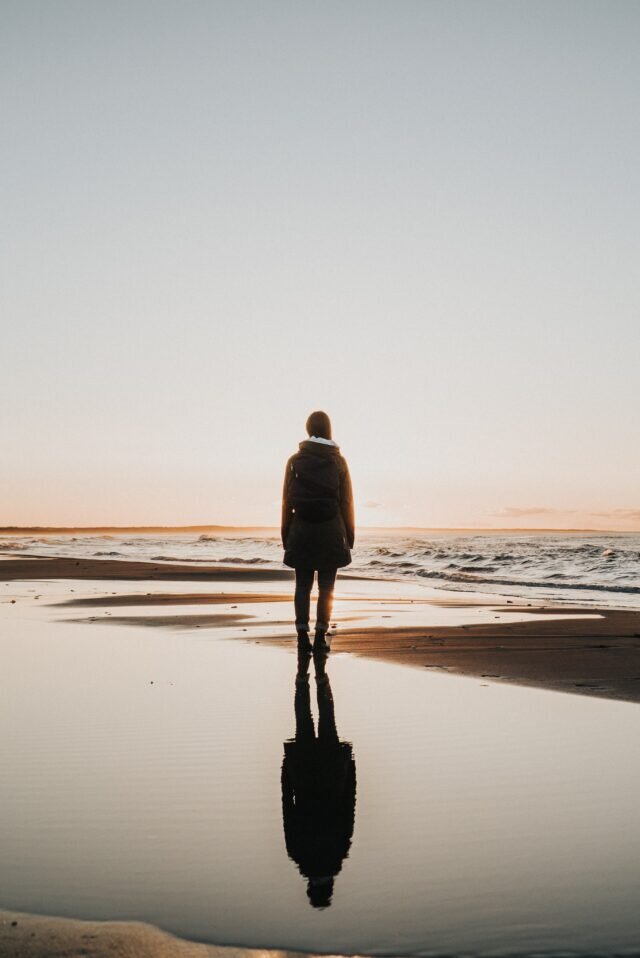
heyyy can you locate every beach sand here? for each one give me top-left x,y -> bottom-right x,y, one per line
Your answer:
0,909 -> 310,958
2,555 -> 640,704
0,556 -> 294,582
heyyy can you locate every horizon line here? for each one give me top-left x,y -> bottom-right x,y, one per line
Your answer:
1,524 -> 637,535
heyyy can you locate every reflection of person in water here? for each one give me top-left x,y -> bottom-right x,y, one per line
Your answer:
281,647 -> 357,909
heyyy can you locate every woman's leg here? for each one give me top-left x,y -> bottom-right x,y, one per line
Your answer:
294,568 -> 315,635
315,568 -> 337,638
294,652 -> 315,743
314,651 -> 339,744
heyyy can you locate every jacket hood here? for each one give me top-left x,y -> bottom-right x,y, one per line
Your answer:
298,439 -> 341,455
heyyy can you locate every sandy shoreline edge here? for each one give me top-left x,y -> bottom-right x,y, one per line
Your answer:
0,909 -> 332,958
0,556 -> 295,582
3,554 -> 640,705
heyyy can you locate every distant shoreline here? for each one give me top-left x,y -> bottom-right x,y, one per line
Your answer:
1,525 -> 635,534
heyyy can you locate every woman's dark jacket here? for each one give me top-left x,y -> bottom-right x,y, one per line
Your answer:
281,441 -> 355,570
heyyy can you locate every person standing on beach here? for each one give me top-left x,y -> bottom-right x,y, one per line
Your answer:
281,411 -> 355,652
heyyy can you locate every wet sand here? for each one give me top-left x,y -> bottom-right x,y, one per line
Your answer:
3,555 -> 640,704
329,607 -> 640,702
0,909 -> 308,958
0,556 -> 294,582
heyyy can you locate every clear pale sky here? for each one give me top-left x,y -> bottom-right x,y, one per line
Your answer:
2,1 -> 639,529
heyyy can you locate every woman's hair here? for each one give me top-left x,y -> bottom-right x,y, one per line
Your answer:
306,410 -> 332,440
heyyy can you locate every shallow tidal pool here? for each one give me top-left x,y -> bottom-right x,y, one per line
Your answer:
2,590 -> 640,957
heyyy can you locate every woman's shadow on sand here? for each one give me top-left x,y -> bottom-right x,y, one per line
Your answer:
281,647 -> 357,910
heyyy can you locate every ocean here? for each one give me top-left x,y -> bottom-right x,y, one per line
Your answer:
2,529 -> 638,609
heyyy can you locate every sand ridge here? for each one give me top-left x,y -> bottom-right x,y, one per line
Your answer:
0,909 -> 317,958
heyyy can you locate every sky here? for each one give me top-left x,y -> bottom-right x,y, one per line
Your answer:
1,0 -> 639,530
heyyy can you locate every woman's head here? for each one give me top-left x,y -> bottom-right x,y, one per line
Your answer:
306,410 -> 332,440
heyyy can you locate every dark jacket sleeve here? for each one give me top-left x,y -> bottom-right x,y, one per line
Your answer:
281,458 -> 293,548
339,459 -> 355,549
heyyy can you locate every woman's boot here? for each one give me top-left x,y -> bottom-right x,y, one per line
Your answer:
297,627 -> 312,652
314,628 -> 331,653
